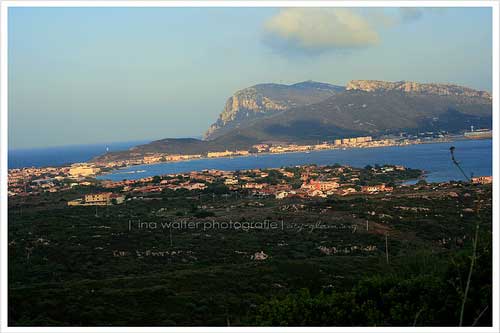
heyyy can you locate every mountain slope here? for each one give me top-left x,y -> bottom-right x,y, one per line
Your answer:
94,80 -> 491,162
214,81 -> 491,143
204,80 -> 344,140
346,80 -> 492,98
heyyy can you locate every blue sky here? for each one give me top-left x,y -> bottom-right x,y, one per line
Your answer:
8,7 -> 492,149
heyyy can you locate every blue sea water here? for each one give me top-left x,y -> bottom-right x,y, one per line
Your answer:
97,139 -> 492,183
8,140 -> 151,169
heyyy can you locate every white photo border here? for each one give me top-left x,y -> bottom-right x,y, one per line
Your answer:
0,1 -> 498,333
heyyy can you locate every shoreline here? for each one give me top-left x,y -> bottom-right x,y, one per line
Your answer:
8,138 -> 492,197
95,137 -> 461,178
8,135 -> 490,173
96,136 -> 491,181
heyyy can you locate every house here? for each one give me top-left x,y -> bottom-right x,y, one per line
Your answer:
68,192 -> 125,206
85,193 -> 113,205
183,183 -> 207,190
307,189 -> 326,197
235,150 -> 250,156
143,155 -> 163,164
339,187 -> 357,196
301,179 -> 339,192
224,178 -> 239,185
275,191 -> 296,199
252,144 -> 269,152
243,183 -> 266,189
280,170 -> 295,178
251,251 -> 268,261
69,163 -> 100,177
67,199 -> 83,206
471,176 -> 492,184
275,191 -> 289,199
361,184 -> 393,193
207,151 -> 233,158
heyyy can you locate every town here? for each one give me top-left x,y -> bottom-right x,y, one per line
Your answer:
8,133 -> 460,198
66,164 -> 412,206
9,160 -> 426,201
8,158 -> 492,203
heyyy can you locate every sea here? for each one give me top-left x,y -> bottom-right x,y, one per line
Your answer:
8,140 -> 151,169
95,139 -> 492,183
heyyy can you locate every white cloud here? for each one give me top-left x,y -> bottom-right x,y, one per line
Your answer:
264,8 -> 380,51
263,8 -> 445,55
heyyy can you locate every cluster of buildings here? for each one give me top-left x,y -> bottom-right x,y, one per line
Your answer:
8,162 -> 108,197
8,165 -> 86,197
207,150 -> 250,158
98,170 -> 232,194
67,192 -> 125,206
8,132 -> 492,200
143,153 -> 203,164
262,136 -> 375,154
68,163 -> 101,177
68,165 -> 403,206
9,156 -> 492,202
471,176 -> 493,184
334,136 -> 373,145
90,135 -> 427,171
360,184 -> 394,193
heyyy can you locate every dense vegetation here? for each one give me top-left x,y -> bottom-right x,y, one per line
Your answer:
253,244 -> 492,326
8,179 -> 492,326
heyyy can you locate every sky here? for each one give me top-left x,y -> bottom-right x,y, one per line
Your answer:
8,6 -> 493,149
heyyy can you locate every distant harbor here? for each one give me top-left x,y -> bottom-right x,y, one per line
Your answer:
463,127 -> 492,139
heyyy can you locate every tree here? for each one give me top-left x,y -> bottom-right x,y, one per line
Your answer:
417,179 -> 428,186
204,183 -> 230,195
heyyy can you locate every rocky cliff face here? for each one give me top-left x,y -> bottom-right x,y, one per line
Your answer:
207,87 -> 289,137
204,81 -> 344,140
205,79 -> 491,141
346,80 -> 491,100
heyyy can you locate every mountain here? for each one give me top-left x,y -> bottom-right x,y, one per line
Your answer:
346,80 -> 492,99
204,80 -> 344,140
214,82 -> 491,144
94,79 -> 491,162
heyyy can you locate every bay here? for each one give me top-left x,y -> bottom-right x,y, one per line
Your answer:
98,139 -> 492,183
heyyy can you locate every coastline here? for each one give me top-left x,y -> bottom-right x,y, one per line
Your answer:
95,136 -> 460,178
96,137 -> 492,183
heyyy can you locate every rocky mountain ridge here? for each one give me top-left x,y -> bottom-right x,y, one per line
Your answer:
204,81 -> 344,140
346,80 -> 492,99
205,79 -> 491,140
